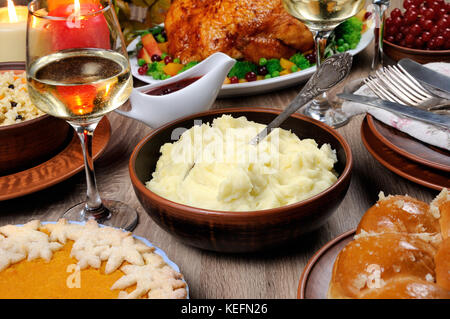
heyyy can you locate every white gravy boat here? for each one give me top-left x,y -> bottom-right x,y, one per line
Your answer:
116,52 -> 235,128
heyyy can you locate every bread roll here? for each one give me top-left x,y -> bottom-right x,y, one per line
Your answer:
435,237 -> 450,291
430,189 -> 450,239
359,276 -> 450,299
329,190 -> 449,299
328,233 -> 437,299
356,194 -> 439,235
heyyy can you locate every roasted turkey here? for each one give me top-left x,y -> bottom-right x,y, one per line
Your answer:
165,0 -> 314,63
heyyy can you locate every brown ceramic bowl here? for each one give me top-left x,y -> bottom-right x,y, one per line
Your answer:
0,62 -> 71,175
383,40 -> 450,64
129,108 -> 353,253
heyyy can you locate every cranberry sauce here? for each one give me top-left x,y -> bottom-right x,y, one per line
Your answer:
144,77 -> 202,96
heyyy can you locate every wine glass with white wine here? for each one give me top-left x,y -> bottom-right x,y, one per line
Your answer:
283,0 -> 366,128
26,0 -> 138,230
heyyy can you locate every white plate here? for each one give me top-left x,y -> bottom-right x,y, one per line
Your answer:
127,24 -> 374,98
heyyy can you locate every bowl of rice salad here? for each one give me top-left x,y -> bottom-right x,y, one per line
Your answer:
0,62 -> 70,175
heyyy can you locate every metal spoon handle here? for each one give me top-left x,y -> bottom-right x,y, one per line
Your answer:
250,52 -> 353,145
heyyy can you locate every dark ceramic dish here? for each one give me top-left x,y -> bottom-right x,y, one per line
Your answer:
0,62 -> 70,175
129,108 -> 353,253
298,229 -> 355,299
361,116 -> 450,190
383,40 -> 450,64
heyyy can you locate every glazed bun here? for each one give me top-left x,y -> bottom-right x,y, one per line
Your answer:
359,277 -> 450,299
328,233 -> 437,299
356,194 -> 439,235
430,189 -> 450,239
435,238 -> 450,290
329,189 -> 449,299
430,189 -> 450,290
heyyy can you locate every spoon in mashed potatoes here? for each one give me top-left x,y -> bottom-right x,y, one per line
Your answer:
181,53 -> 352,182
251,52 -> 353,145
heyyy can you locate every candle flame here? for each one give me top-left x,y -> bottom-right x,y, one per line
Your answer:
7,0 -> 18,23
74,0 -> 80,16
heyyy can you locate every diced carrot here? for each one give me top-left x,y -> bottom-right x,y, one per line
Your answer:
157,42 -> 169,53
137,47 -> 152,64
239,79 -> 247,83
280,58 -> 295,70
256,75 -> 264,81
223,77 -> 231,84
355,9 -> 366,21
163,63 -> 184,76
280,69 -> 291,76
142,33 -> 162,57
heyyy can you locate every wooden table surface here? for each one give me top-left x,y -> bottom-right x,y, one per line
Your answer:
0,2 -> 441,298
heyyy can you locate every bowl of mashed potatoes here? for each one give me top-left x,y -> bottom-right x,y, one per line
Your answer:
129,108 -> 353,252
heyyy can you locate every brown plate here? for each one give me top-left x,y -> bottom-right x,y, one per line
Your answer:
0,117 -> 111,201
0,62 -> 71,174
297,229 -> 355,299
367,115 -> 450,172
361,116 -> 450,191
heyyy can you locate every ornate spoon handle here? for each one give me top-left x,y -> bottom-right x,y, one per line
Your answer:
250,52 -> 353,145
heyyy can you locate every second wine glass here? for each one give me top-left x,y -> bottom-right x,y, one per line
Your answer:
283,0 -> 366,128
26,0 -> 138,230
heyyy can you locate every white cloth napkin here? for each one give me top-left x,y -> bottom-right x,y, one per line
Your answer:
341,62 -> 450,151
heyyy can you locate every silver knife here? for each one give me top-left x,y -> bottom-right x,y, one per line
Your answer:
398,58 -> 450,98
337,93 -> 450,129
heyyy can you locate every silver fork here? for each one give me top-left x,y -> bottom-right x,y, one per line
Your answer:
364,65 -> 450,114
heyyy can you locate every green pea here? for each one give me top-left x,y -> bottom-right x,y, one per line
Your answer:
138,58 -> 146,66
343,43 -> 350,50
264,74 -> 272,79
337,46 -> 345,52
337,38 -> 345,46
291,65 -> 299,72
173,58 -> 181,64
152,72 -> 162,80
271,71 -> 280,77
161,53 -> 168,59
156,34 -> 165,43
259,58 -> 267,66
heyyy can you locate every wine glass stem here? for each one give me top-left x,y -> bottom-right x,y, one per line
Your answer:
372,2 -> 388,70
311,29 -> 332,108
69,120 -> 104,215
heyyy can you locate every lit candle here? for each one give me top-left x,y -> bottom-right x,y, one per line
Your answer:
0,0 -> 27,62
48,0 -> 110,51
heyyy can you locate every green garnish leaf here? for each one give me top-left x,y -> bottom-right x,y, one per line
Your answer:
228,61 -> 257,79
289,53 -> 310,70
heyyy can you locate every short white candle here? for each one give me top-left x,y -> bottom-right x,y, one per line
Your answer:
0,1 -> 27,62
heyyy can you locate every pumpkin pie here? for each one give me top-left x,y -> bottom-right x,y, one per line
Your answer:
0,219 -> 187,299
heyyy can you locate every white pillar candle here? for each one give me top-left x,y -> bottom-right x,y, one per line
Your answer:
0,1 -> 27,62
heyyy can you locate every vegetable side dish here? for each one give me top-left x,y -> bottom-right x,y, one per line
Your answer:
134,13 -> 368,83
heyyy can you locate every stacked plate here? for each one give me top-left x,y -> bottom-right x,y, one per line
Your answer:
361,114 -> 450,190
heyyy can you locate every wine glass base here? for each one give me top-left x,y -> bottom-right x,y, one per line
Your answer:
62,199 -> 139,231
303,99 -> 349,128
